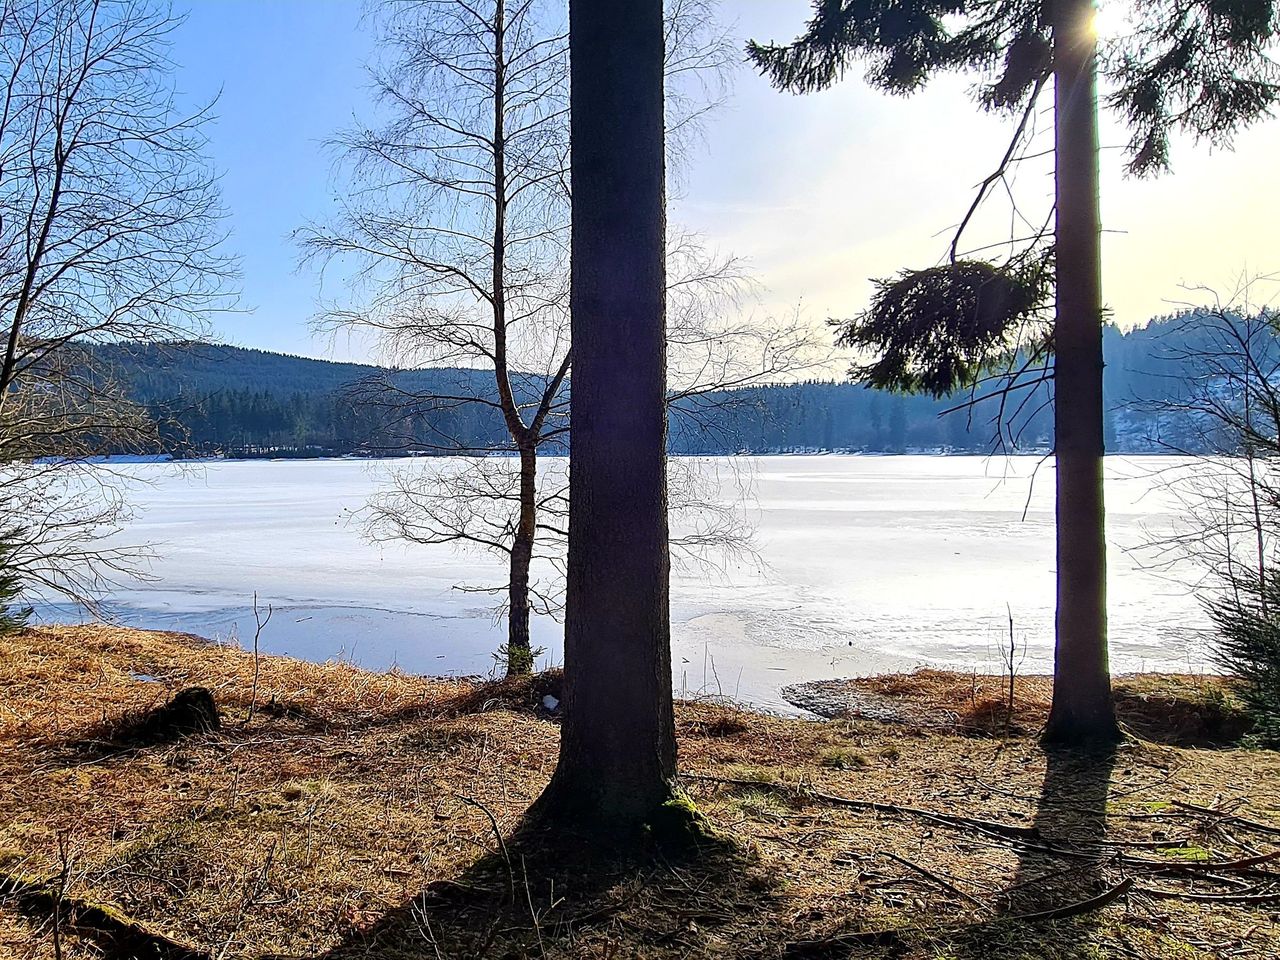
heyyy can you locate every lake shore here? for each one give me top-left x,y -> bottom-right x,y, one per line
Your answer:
39,455 -> 1215,714
782,671 -> 1252,744
2,624 -> 1276,959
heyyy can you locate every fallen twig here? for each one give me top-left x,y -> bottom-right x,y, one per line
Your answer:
1010,877 -> 1135,923
1121,850 -> 1278,874
1133,884 -> 1280,904
683,774 -> 1039,840
881,851 -> 987,910
784,878 -> 1135,956
457,794 -> 515,901
807,788 -> 1040,840
1096,837 -> 1192,850
1171,800 -> 1280,837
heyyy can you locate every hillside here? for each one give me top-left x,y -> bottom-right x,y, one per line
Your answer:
95,315 -> 1260,458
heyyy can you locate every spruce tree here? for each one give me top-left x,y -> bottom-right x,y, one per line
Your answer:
750,0 -> 1280,746
0,530 -> 33,637
530,0 -> 690,834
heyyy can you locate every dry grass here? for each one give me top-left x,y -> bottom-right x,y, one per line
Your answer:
809,669 -> 1251,745
1,625 -> 1278,959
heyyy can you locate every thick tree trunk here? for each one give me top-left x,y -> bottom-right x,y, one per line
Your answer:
506,444 -> 536,676
530,0 -> 678,830
1044,0 -> 1119,746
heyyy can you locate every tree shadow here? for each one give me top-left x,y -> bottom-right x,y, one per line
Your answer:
1005,746 -> 1119,909
263,819 -> 775,960
783,747 -> 1124,960
950,745 -> 1121,960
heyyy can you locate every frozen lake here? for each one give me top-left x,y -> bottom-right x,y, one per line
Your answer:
41,455 -> 1214,713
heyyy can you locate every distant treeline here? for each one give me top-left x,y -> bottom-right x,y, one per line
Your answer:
94,314 -> 1244,458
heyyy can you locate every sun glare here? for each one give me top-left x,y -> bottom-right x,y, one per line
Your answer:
1090,1 -> 1129,41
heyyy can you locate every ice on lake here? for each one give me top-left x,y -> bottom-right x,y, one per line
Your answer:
39,455 -> 1213,714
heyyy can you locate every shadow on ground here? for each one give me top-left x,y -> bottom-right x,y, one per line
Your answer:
944,746 -> 1121,960
784,747 -> 1125,960
285,752 -> 1128,960
264,821 -> 780,960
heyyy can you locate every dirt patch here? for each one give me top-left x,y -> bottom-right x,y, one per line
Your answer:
1114,675 -> 1254,746
783,677 -> 955,727
679,708 -> 753,738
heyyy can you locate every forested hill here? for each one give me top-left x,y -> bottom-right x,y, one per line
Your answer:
100,316 -> 1239,457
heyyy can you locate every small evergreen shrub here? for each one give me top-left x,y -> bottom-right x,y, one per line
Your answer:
1207,572 -> 1280,747
0,529 -> 32,638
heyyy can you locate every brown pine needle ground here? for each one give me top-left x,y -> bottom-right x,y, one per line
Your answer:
1,625 -> 1277,959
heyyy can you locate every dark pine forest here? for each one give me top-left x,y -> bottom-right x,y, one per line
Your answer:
105,314 -> 1255,459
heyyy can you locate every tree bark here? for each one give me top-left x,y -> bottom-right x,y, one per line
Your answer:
507,443 -> 537,675
1044,0 -> 1119,745
530,0 -> 678,830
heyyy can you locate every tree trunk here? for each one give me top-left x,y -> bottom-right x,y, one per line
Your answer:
490,0 -> 535,678
506,444 -> 536,675
530,0 -> 679,831
1044,0 -> 1119,746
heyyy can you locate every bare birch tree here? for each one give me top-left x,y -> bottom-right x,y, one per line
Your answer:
302,0 -> 820,675
302,0 -> 574,675
0,0 -> 234,607
1142,290 -> 1280,596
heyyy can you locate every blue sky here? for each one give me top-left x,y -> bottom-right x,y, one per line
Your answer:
172,1 -> 1280,361
172,0 -> 375,356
